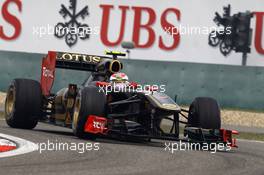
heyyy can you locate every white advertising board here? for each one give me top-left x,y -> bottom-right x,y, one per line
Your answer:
0,0 -> 263,66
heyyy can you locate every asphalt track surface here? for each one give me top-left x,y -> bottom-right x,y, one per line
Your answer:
0,120 -> 264,175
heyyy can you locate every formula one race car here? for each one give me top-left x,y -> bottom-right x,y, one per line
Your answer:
4,51 -> 238,147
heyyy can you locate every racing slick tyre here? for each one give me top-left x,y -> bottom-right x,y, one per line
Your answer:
5,79 -> 42,129
72,86 -> 106,140
188,97 -> 221,129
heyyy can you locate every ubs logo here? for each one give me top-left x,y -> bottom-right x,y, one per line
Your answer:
54,0 -> 89,47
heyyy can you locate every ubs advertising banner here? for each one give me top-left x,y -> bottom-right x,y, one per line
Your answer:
0,0 -> 263,66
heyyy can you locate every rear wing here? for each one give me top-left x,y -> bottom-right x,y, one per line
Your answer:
41,51 -> 123,96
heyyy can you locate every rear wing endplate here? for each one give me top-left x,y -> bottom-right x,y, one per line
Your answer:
40,51 -> 111,96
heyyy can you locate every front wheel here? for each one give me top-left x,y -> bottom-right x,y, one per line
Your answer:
72,86 -> 106,140
188,97 -> 221,129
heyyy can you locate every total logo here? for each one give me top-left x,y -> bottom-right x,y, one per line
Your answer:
42,67 -> 54,79
93,121 -> 104,129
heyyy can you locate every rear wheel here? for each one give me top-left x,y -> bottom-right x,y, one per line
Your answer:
72,86 -> 106,140
188,97 -> 221,129
5,79 -> 42,129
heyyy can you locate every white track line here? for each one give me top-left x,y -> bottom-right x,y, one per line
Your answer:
0,133 -> 38,158
238,139 -> 264,144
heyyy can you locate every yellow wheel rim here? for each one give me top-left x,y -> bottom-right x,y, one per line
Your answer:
5,86 -> 15,117
73,98 -> 81,129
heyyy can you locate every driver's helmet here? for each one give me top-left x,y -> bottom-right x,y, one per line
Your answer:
110,73 -> 129,84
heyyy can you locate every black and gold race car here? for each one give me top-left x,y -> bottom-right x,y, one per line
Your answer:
4,51 -> 238,147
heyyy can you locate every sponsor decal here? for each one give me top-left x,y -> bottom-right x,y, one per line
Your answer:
54,0 -> 90,47
42,67 -> 54,78
100,5 -> 181,50
84,115 -> 107,134
254,12 -> 264,55
56,52 -> 101,64
0,0 -> 22,40
93,121 -> 104,129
